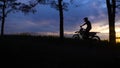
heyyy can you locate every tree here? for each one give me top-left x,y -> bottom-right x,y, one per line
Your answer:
25,0 -> 69,40
0,0 -> 37,36
106,0 -> 116,45
58,0 -> 64,40
51,0 -> 69,40
0,0 -> 20,36
36,0 -> 68,40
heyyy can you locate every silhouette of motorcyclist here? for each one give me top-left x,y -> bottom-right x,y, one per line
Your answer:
80,17 -> 92,39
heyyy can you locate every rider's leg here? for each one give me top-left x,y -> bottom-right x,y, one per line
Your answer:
83,31 -> 88,39
85,29 -> 90,39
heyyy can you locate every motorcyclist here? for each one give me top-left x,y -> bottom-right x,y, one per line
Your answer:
80,17 -> 92,39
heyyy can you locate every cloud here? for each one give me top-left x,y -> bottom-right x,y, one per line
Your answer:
5,18 -> 59,33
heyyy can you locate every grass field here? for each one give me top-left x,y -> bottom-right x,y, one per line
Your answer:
0,35 -> 120,68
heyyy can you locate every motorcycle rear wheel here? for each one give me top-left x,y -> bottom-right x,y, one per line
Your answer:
72,34 -> 80,40
92,36 -> 101,42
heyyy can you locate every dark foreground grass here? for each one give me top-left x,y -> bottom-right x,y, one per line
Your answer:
0,35 -> 120,68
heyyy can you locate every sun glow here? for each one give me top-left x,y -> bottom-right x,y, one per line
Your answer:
89,22 -> 120,43
116,33 -> 120,43
116,39 -> 120,43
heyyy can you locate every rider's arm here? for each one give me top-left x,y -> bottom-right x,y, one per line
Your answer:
80,22 -> 86,27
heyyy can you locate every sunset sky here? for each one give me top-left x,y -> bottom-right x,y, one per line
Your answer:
1,0 -> 120,40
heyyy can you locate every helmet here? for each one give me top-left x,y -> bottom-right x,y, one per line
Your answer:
84,17 -> 88,20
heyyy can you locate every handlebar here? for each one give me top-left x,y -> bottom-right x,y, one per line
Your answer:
80,26 -> 82,28
80,26 -> 84,29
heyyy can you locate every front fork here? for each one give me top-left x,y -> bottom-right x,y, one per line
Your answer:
78,33 -> 83,39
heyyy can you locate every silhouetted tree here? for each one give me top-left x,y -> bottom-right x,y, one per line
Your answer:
106,0 -> 116,45
51,0 -> 69,40
0,0 -> 37,36
58,0 -> 64,40
36,0 -> 68,40
0,0 -> 21,36
19,0 -> 52,15
19,1 -> 38,14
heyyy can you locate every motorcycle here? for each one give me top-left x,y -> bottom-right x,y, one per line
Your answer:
72,26 -> 100,42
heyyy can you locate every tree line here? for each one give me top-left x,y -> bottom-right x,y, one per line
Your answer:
0,0 -> 120,45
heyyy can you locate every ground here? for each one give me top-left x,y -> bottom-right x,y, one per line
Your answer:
0,35 -> 120,68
